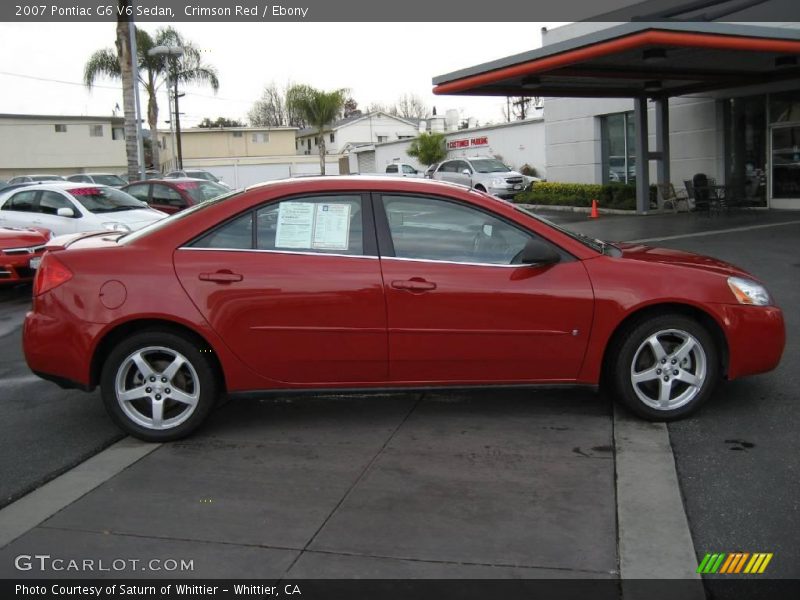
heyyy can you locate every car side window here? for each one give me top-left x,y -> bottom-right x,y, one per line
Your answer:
381,195 -> 532,265
191,212 -> 253,250
39,191 -> 75,216
125,184 -> 150,202
385,165 -> 398,173
438,161 -> 453,173
402,165 -> 417,174
255,195 -> 364,255
2,190 -> 38,212
151,184 -> 186,208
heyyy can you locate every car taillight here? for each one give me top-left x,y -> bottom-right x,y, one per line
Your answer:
34,253 -> 73,296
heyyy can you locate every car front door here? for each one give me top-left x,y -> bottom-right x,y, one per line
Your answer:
150,183 -> 186,214
174,193 -> 388,386
375,193 -> 594,384
450,160 -> 473,188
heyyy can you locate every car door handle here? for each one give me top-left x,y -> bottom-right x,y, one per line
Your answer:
391,278 -> 437,292
199,271 -> 243,283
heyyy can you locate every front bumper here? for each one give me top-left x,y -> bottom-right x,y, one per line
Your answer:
713,303 -> 785,379
0,253 -> 41,283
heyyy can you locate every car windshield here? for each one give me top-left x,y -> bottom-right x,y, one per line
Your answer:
174,180 -> 229,202
120,189 -> 243,244
67,187 -> 150,213
186,171 -> 217,182
469,159 -> 511,173
512,204 -> 613,255
91,174 -> 127,186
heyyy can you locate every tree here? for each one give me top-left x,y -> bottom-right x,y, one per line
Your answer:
406,132 -> 447,166
85,26 -> 219,171
115,1 -> 139,180
502,96 -> 541,122
286,84 -> 348,175
249,81 -> 308,128
343,97 -> 361,119
198,116 -> 244,128
395,93 -> 428,120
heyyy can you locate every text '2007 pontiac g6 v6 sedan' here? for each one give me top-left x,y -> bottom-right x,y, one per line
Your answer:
23,177 -> 785,441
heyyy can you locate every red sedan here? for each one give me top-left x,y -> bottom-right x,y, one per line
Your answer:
23,178 -> 785,441
0,226 -> 50,284
121,178 -> 230,214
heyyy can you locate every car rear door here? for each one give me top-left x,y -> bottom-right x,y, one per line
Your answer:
173,192 -> 388,386
374,192 -> 594,384
0,190 -> 41,229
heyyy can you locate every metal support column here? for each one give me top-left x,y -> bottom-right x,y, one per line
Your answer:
634,96 -> 650,214
654,97 -> 670,188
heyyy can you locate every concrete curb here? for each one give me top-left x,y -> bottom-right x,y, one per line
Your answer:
614,405 -> 705,598
0,437 -> 160,549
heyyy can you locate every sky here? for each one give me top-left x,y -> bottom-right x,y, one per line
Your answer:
0,22 -> 566,129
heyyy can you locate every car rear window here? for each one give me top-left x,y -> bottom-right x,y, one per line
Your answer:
175,181 -> 229,203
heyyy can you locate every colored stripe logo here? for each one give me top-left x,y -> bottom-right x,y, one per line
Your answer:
697,552 -> 773,574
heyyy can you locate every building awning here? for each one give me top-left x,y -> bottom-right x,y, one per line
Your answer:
433,22 -> 800,99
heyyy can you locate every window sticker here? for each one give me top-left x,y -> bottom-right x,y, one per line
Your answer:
275,202 -> 315,248
312,203 -> 351,250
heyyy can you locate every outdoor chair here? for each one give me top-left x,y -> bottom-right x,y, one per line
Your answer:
656,183 -> 690,213
691,173 -> 715,215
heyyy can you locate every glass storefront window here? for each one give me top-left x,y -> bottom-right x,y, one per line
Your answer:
601,112 -> 636,184
771,125 -> 800,199
770,91 -> 800,124
725,96 -> 767,207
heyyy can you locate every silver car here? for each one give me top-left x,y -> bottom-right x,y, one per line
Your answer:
432,157 -> 525,199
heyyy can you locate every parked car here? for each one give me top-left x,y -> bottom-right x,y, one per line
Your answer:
121,178 -> 231,214
0,183 -> 167,236
67,173 -> 127,188
383,162 -> 424,177
164,169 -> 231,189
432,157 -> 526,198
0,226 -> 50,284
8,174 -> 65,184
23,177 -> 784,441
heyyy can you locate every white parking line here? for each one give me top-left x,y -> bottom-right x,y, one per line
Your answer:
0,374 -> 42,386
0,438 -> 160,548
629,219 -> 800,244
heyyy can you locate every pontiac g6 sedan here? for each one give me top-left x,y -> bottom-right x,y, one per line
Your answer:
23,178 -> 785,441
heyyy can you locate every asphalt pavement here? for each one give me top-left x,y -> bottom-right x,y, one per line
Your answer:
0,286 -> 123,508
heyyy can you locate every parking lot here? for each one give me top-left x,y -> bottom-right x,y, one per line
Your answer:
0,209 -> 797,595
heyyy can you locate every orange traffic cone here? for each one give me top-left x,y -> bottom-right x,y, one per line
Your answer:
590,199 -> 599,219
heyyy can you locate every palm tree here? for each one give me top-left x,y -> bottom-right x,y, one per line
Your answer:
407,132 -> 447,166
286,85 -> 348,175
84,26 -> 219,171
115,1 -> 139,181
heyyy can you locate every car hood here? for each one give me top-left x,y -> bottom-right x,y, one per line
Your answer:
0,226 -> 50,249
97,208 -> 166,228
615,242 -> 753,278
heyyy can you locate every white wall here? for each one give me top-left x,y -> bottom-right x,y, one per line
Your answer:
296,113 -> 418,155
182,156 -> 340,188
0,116 -> 126,179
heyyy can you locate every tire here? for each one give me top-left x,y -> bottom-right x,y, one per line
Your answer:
100,330 -> 220,441
609,314 -> 719,420
474,185 -> 487,193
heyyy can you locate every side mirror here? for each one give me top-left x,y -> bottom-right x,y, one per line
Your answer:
518,239 -> 560,266
461,169 -> 472,176
57,207 -> 75,218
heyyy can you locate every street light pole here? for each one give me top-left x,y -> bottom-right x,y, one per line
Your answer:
147,45 -> 184,172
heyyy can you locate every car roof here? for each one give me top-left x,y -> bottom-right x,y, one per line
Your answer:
137,177 -> 209,184
245,175 -> 472,194
4,182 -> 105,193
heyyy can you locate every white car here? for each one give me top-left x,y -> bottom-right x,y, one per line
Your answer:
0,183 -> 167,236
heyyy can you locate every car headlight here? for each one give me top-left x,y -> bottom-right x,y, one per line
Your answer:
727,276 -> 771,306
490,178 -> 507,187
102,222 -> 131,233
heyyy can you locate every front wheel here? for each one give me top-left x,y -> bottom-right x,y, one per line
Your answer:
610,314 -> 720,420
100,331 -> 220,441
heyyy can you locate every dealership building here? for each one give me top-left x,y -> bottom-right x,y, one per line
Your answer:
433,21 -> 800,211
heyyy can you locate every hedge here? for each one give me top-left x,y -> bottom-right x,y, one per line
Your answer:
514,182 -> 657,211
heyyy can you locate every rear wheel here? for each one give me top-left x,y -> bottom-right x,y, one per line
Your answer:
610,314 -> 719,420
100,331 -> 219,441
